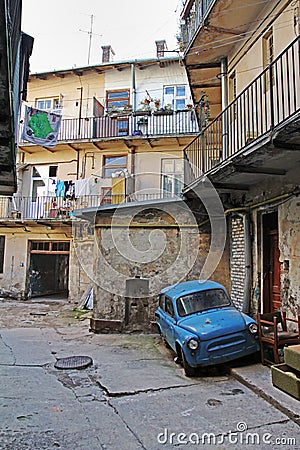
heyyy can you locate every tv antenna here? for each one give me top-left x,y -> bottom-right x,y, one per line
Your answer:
79,14 -> 102,65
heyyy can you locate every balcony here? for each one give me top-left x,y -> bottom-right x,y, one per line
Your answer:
180,0 -> 215,50
0,192 -> 181,221
19,109 -> 199,147
180,0 -> 265,58
184,37 -> 300,188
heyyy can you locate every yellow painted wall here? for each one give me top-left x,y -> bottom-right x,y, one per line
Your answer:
228,1 -> 297,94
26,71 -> 106,119
0,228 -> 71,298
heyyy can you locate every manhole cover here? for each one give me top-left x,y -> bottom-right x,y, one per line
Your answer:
54,356 -> 93,370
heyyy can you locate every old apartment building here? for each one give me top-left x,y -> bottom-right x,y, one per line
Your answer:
1,0 -> 299,334
182,0 -> 300,318
0,42 -> 199,306
0,0 -> 33,195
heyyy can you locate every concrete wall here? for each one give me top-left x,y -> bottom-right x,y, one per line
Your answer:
91,205 -> 230,333
69,221 -> 94,303
25,71 -> 106,119
278,197 -> 300,318
0,225 -> 72,299
229,166 -> 300,320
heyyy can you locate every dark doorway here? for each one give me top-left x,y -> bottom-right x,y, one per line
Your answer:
262,211 -> 281,312
28,241 -> 69,298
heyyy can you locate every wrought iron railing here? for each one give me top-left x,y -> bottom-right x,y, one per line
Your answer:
184,36 -> 300,185
0,192 -> 181,220
20,109 -> 199,144
180,0 -> 215,49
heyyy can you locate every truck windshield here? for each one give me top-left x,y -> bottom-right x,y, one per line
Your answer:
177,289 -> 230,317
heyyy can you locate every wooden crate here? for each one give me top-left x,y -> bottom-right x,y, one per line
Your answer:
271,363 -> 300,400
284,345 -> 300,371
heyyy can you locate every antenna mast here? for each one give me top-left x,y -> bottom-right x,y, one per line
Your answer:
79,14 -> 102,65
87,14 -> 94,65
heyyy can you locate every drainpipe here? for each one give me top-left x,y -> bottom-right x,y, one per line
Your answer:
77,87 -> 83,136
220,57 -> 228,159
131,63 -> 136,111
243,213 -> 252,314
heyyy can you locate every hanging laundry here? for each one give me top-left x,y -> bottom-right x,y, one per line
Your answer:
22,106 -> 62,148
65,181 -> 75,200
75,179 -> 90,197
55,180 -> 65,197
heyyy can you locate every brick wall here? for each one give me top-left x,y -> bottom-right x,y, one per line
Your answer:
230,216 -> 246,310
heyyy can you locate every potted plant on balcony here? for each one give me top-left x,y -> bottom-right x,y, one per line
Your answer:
137,117 -> 148,125
154,98 -> 161,109
153,103 -> 173,115
133,100 -> 152,116
107,105 -> 132,117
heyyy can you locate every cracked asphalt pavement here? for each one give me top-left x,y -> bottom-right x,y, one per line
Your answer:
0,298 -> 299,449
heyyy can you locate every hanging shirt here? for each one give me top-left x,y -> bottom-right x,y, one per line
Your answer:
55,180 -> 65,198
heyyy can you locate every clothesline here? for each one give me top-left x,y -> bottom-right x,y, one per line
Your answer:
55,178 -> 91,200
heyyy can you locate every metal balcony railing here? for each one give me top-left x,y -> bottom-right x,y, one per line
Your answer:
0,192 -> 181,220
20,109 -> 199,144
180,0 -> 215,49
184,36 -> 300,185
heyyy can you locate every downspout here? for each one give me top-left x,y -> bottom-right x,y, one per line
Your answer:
131,63 -> 136,111
220,57 -> 228,159
243,213 -> 252,314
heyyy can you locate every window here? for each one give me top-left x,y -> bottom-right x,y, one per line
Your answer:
159,294 -> 165,310
103,155 -> 127,178
164,85 -> 186,110
177,289 -> 230,317
106,90 -> 130,109
165,296 -> 174,317
0,236 -> 5,273
116,118 -> 129,136
49,166 -> 58,177
263,29 -> 274,90
31,165 -> 56,200
31,241 -> 70,254
36,97 -> 62,113
161,159 -> 184,197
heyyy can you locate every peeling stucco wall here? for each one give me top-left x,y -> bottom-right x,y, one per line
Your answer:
92,205 -> 230,332
278,197 -> 300,319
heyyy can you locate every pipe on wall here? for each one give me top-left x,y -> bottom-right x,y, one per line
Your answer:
131,63 -> 136,111
220,57 -> 228,159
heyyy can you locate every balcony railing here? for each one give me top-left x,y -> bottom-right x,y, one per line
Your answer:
0,192 -> 181,220
20,109 -> 199,144
184,36 -> 300,185
180,0 -> 215,49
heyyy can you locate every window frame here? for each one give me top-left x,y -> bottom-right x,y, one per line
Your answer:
165,296 -> 175,318
102,155 -> 127,178
106,89 -> 130,109
161,158 -> 184,197
263,29 -> 274,91
35,97 -> 61,113
163,85 -> 187,110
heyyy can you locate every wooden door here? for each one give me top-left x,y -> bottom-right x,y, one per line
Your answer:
269,230 -> 281,311
263,212 -> 281,312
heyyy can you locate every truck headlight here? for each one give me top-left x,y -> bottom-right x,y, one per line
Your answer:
187,338 -> 199,350
248,323 -> 258,334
